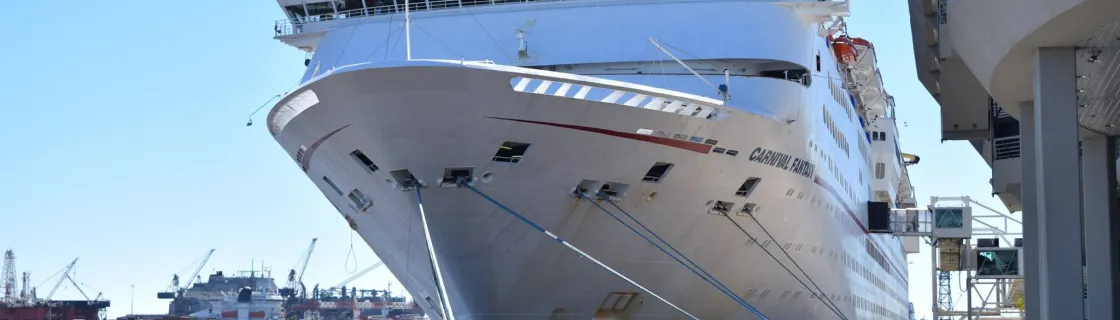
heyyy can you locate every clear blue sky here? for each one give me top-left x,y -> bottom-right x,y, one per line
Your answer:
0,1 -> 1013,319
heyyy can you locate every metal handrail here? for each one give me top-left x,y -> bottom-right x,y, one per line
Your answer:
273,0 -> 846,36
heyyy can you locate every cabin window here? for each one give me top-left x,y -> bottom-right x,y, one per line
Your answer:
815,53 -> 821,72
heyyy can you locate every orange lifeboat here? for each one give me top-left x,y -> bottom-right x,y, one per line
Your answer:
829,36 -> 873,65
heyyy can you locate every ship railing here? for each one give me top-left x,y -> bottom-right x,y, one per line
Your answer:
503,67 -> 730,122
274,0 -> 845,36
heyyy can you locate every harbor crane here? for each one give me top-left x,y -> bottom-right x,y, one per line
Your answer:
282,238 -> 318,299
44,258 -> 77,300
158,249 -> 215,299
33,258 -> 106,304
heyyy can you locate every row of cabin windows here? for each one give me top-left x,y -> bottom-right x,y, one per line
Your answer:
811,140 -> 859,206
859,238 -> 894,283
854,293 -> 902,320
866,240 -> 892,283
865,238 -> 910,305
850,259 -> 901,320
829,232 -> 903,320
833,206 -> 900,317
822,105 -> 851,157
815,185 -> 906,301
827,76 -> 855,122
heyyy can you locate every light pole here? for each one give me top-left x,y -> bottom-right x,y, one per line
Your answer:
130,285 -> 134,315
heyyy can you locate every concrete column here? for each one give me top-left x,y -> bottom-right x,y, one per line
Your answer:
1019,101 -> 1040,320
1081,135 -> 1119,319
1033,47 -> 1084,319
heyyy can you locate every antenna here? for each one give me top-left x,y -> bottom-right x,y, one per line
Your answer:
404,0 -> 412,61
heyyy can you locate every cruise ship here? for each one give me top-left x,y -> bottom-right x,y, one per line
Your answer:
261,0 -> 916,318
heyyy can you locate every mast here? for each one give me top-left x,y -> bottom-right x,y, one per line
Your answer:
404,0 -> 412,61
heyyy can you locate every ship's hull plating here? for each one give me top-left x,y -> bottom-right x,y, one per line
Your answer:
267,61 -> 905,319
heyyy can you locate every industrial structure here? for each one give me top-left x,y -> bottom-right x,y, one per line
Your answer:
138,243 -> 423,320
0,250 -> 111,320
906,0 -> 1120,318
279,257 -> 425,320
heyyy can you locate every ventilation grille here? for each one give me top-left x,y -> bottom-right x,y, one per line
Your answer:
993,136 -> 1021,160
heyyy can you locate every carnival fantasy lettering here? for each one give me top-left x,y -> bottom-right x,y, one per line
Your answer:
748,147 -> 815,179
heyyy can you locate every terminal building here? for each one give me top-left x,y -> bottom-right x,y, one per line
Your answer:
905,0 -> 1120,319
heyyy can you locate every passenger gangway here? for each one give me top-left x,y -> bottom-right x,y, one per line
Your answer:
868,196 -> 1024,319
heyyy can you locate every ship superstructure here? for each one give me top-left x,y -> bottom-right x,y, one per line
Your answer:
261,0 -> 916,318
166,270 -> 285,320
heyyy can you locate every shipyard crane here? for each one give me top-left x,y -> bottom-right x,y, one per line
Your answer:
62,267 -> 103,303
29,258 -> 107,307
282,238 -> 317,299
158,249 -> 215,299
41,258 -> 78,300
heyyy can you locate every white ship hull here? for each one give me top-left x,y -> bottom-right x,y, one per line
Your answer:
266,59 -> 909,319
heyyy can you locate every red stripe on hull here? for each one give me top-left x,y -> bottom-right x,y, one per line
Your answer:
301,124 -> 353,171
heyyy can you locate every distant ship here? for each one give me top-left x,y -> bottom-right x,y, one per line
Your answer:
164,270 -> 286,320
263,0 -> 917,318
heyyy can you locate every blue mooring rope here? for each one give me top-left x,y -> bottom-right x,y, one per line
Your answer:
457,179 -> 699,319
579,194 -> 770,320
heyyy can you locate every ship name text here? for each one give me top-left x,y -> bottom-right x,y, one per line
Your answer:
749,147 -> 815,179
